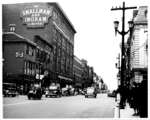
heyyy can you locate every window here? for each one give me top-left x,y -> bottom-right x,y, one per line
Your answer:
24,61 -> 26,74
52,11 -> 58,20
27,62 -> 29,75
26,45 -> 34,56
9,24 -> 16,32
26,45 -> 29,55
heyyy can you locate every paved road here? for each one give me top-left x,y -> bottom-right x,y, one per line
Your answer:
3,94 -> 115,118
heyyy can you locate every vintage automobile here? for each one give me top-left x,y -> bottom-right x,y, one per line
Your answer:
107,90 -> 116,97
85,87 -> 97,98
69,87 -> 75,96
61,85 -> 75,96
27,84 -> 42,100
3,83 -> 19,97
45,84 -> 61,97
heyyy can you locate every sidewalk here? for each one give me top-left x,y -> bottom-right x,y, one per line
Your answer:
114,101 -> 140,118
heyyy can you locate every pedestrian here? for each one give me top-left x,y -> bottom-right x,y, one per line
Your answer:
139,80 -> 148,118
127,85 -> 133,108
116,85 -> 126,109
131,82 -> 139,116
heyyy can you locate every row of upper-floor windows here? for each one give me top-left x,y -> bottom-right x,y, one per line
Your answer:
24,61 -> 36,76
53,27 -> 73,55
52,9 -> 74,39
25,44 -> 53,63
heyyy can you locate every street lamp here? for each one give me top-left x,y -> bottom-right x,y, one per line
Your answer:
111,2 -> 137,110
113,20 -> 134,36
114,21 -> 119,35
128,20 -> 134,31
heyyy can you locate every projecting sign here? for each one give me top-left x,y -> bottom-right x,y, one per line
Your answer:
20,5 -> 52,28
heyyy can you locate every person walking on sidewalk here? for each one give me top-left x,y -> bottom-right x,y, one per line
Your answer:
116,85 -> 127,109
131,82 -> 139,116
139,80 -> 148,118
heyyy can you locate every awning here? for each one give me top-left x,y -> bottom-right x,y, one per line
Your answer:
75,83 -> 82,87
58,75 -> 72,81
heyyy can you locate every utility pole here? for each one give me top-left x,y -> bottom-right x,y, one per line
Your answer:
111,2 -> 137,88
116,53 -> 120,86
111,2 -> 137,109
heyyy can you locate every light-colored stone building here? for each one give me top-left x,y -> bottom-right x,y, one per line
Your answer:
130,6 -> 148,83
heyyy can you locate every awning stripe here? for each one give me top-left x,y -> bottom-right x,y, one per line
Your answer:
58,75 -> 72,81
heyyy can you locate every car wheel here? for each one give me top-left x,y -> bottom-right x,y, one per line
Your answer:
28,96 -> 31,100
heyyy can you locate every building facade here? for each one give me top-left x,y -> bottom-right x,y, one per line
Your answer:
73,56 -> 83,88
127,6 -> 148,84
3,32 -> 38,94
81,59 -> 94,88
3,3 -> 76,93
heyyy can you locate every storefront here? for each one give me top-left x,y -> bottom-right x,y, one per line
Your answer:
58,75 -> 74,88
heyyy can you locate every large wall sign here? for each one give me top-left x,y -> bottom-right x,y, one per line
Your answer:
21,5 -> 52,28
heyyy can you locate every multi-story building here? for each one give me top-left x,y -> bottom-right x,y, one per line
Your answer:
73,55 -> 83,88
3,2 -> 76,93
3,31 -> 38,94
127,6 -> 148,84
81,59 -> 94,88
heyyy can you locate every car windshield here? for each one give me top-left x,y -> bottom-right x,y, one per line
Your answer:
87,88 -> 94,93
3,83 -> 16,91
49,86 -> 57,90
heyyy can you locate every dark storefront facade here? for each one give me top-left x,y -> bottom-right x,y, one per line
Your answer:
2,3 -> 76,94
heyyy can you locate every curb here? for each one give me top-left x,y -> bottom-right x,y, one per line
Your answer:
114,101 -> 120,118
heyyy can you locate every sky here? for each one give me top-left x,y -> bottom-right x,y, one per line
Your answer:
1,0 -> 149,90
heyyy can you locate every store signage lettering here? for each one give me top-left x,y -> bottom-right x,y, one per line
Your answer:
21,6 -> 52,28
16,52 -> 24,58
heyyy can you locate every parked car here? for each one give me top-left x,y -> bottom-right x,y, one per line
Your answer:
69,87 -> 75,96
61,85 -> 75,96
85,87 -> 97,98
107,90 -> 116,97
3,83 -> 19,97
45,84 -> 61,97
27,84 -> 42,100
61,87 -> 69,96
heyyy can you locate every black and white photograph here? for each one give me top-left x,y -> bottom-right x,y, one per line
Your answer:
1,0 -> 149,119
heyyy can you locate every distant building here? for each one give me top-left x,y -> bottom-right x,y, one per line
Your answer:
81,59 -> 94,88
73,56 -> 83,88
3,2 -> 76,94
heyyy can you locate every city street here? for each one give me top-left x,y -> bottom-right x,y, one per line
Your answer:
3,93 -> 115,118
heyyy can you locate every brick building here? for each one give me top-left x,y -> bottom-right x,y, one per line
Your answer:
73,55 -> 83,88
3,2 -> 76,93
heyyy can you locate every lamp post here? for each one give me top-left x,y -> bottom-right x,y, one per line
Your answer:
111,2 -> 136,109
116,53 -> 121,86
